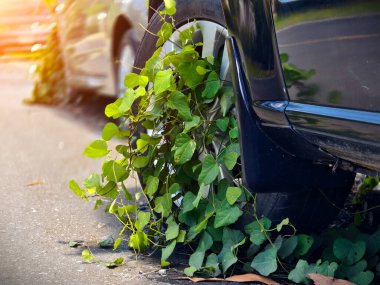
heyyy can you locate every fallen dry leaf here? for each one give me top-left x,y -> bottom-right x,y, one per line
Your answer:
179,273 -> 279,284
307,273 -> 355,285
25,179 -> 47,187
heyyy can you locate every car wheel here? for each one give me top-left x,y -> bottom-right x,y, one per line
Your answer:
134,0 -> 355,233
116,30 -> 136,98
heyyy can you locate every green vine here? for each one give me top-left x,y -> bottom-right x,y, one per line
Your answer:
70,2 -> 380,284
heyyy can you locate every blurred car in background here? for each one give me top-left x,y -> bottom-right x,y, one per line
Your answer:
0,0 -> 52,54
55,0 -> 148,97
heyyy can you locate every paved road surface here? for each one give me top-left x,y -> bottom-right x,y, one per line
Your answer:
0,61 -> 171,285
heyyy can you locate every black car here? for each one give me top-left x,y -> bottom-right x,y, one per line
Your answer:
135,0 -> 380,232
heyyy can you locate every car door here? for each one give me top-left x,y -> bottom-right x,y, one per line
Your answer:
274,0 -> 380,170
57,0 -> 112,92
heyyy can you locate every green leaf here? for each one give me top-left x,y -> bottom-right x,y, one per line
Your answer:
105,257 -> 124,268
278,236 -> 298,259
338,260 -> 367,279
197,231 -> 213,252
196,65 -> 208,75
288,259 -> 313,284
294,234 -> 314,257
144,176 -> 159,198
156,22 -> 173,47
167,91 -> 192,121
123,205 -> 138,214
222,152 -> 239,171
83,173 -> 101,189
315,260 -> 338,277
168,183 -> 180,194
102,123 -> 119,141
162,0 -> 176,16
193,185 -> 208,209
333,238 -> 366,265
97,181 -> 118,199
69,240 -> 83,247
271,235 -> 283,251
198,155 -> 219,185
129,231 -> 149,252
350,271 -> 374,285
94,199 -> 103,210
154,193 -> 172,218
144,47 -> 163,80
226,187 -> 242,205
133,156 -> 150,168
276,218 -> 290,232
251,247 -> 278,276
83,140 -> 109,158
184,115 -> 201,132
81,249 -> 94,262
154,69 -> 173,95
165,216 -> 179,241
69,180 -> 87,200
363,230 -> 380,257
121,183 -> 132,201
244,219 -> 271,246
113,237 -> 123,250
214,200 -> 242,228
179,25 -> 194,46
177,60 -> 206,88
108,199 -> 117,214
161,240 -> 176,266
202,71 -> 220,99
216,117 -> 229,132
135,211 -> 151,231
189,251 -> 204,269
172,133 -> 196,165
105,98 -> 123,119
221,250 -> 238,273
124,73 -> 148,89
102,160 -> 128,182
205,253 -> 221,277
182,192 -> 196,213
195,210 -> 214,233
164,45 -> 198,66
220,86 -> 235,116
98,236 -> 114,248
118,89 -> 142,113
184,266 -> 197,276
177,230 -> 186,243
136,138 -> 149,153
229,127 -> 239,139
222,227 -> 245,245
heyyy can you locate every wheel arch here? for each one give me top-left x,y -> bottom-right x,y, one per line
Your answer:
111,15 -> 133,67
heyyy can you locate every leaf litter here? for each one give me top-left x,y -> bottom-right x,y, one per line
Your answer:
179,273 -> 279,284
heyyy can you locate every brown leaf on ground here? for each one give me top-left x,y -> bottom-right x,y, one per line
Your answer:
307,273 -> 355,285
25,179 -> 47,187
178,273 -> 280,284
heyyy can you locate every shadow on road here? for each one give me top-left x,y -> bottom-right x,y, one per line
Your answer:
50,93 -> 115,133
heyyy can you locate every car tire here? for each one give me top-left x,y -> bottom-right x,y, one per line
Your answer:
134,0 -> 355,233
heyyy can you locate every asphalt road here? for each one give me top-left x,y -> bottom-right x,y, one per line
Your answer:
0,61 -> 171,285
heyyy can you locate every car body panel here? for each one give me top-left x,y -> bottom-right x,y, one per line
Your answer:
0,0 -> 52,53
56,0 -> 147,95
221,0 -> 288,105
222,0 -> 380,175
